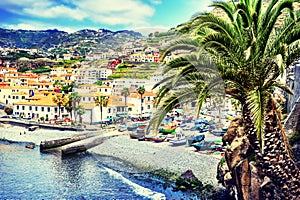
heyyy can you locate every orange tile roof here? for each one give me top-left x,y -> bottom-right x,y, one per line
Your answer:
14,94 -> 59,106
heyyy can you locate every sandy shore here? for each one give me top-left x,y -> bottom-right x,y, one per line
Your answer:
0,124 -> 224,188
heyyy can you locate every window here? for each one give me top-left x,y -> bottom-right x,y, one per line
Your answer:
47,107 -> 50,112
148,97 -> 150,101
22,106 -> 25,110
147,105 -> 151,109
29,106 -> 32,111
35,107 -> 38,111
108,108 -> 111,113
83,97 -> 85,101
55,108 -> 58,112
41,107 -> 44,112
12,96 -> 15,99
16,96 -> 19,99
128,108 -> 132,111
22,96 -> 25,99
17,105 -> 19,109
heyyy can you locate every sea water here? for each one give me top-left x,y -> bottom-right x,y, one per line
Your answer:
0,141 -> 166,200
0,140 -> 204,199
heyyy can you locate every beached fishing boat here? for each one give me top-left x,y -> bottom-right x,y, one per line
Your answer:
186,134 -> 205,146
28,125 -> 39,131
169,133 -> 186,146
127,123 -> 138,131
158,127 -> 176,134
212,129 -> 227,136
129,128 -> 145,139
153,135 -> 167,143
25,144 -> 35,149
118,125 -> 127,132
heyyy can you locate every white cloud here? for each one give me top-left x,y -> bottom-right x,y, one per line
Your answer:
3,22 -> 79,33
1,0 -> 156,27
133,26 -> 169,36
149,0 -> 162,5
24,5 -> 87,21
75,0 -> 155,26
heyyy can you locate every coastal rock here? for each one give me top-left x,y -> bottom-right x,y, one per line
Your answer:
225,135 -> 250,170
222,116 -> 243,145
180,169 -> 198,181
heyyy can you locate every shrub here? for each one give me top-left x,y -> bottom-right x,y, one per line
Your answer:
4,107 -> 13,115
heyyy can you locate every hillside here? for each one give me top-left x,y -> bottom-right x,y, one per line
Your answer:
0,28 -> 143,52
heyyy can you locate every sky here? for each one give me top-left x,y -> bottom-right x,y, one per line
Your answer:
0,0 -> 214,35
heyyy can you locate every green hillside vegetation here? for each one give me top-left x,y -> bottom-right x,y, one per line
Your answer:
108,62 -> 159,79
32,66 -> 51,73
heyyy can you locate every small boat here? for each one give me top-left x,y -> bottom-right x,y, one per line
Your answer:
186,134 -> 205,146
212,129 -> 226,136
127,123 -> 139,131
28,125 -> 39,131
153,135 -> 167,143
118,125 -> 127,132
169,133 -> 186,146
158,127 -> 176,134
130,129 -> 145,139
25,144 -> 35,149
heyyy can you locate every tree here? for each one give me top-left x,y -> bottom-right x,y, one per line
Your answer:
95,95 -> 109,126
53,93 -> 68,120
137,86 -> 145,119
68,92 -> 81,122
121,87 -> 130,113
95,80 -> 102,86
152,0 -> 300,198
76,104 -> 85,124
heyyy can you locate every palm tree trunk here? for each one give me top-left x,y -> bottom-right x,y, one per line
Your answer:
58,105 -> 61,120
140,95 -> 142,119
90,108 -> 93,125
262,97 -> 300,199
100,106 -> 103,126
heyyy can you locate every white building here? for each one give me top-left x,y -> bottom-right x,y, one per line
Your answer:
13,93 -> 69,120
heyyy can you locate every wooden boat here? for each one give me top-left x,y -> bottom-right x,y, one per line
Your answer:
153,135 -> 167,143
118,125 -> 127,132
169,133 -> 186,146
25,144 -> 35,149
130,130 -> 144,139
28,125 -> 39,131
186,134 -> 205,146
127,123 -> 138,131
158,127 -> 176,134
212,129 -> 227,136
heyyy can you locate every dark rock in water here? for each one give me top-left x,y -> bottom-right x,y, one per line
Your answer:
180,169 -> 197,181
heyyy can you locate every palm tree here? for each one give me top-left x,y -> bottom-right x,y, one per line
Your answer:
53,93 -> 68,120
95,95 -> 109,125
70,92 -> 81,122
152,0 -> 300,198
121,87 -> 130,120
121,87 -> 130,111
76,104 -> 85,124
137,86 -> 145,119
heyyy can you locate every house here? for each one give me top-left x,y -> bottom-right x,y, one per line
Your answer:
127,91 -> 156,118
0,85 -> 34,106
13,93 -> 69,120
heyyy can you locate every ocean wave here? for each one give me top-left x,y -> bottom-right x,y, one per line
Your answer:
103,166 -> 166,200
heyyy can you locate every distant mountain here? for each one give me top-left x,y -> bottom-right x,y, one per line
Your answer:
0,28 -> 143,51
